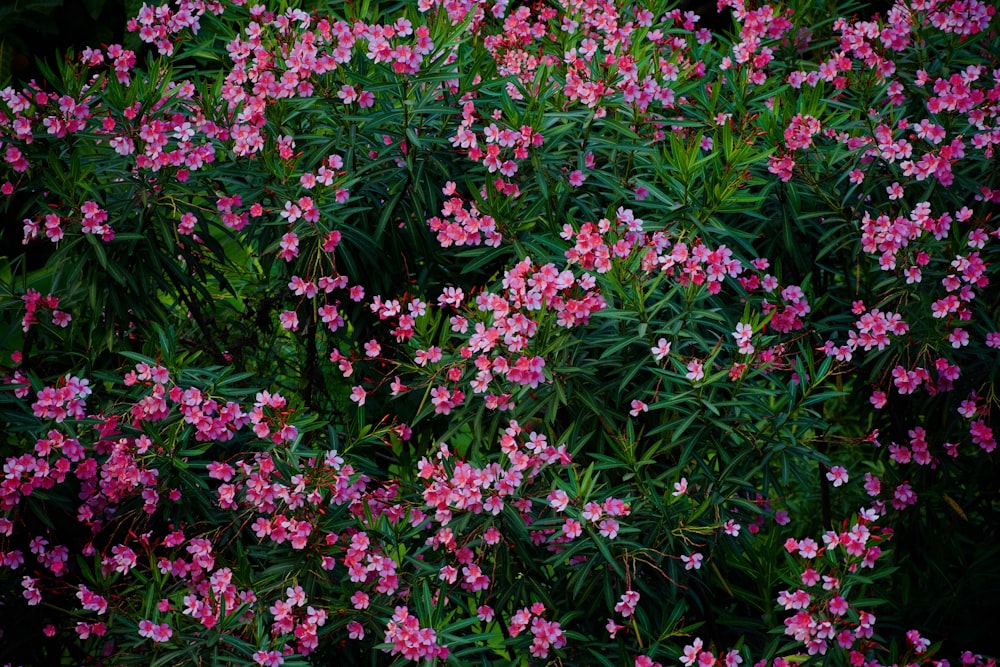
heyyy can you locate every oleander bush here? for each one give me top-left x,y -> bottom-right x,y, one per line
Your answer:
1,0 -> 999,665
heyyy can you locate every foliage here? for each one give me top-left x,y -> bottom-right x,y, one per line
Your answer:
1,0 -> 999,665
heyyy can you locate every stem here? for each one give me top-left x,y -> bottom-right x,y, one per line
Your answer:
303,306 -> 318,412
819,445 -> 832,530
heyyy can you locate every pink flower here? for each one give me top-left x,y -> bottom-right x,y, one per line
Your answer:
598,518 -> 620,539
582,502 -> 604,523
829,595 -> 849,616
682,552 -> 703,570
681,638 -> 705,667
347,621 -> 365,640
150,622 -> 173,642
22,576 -> 41,605
351,591 -> 370,610
277,232 -> 299,261
279,310 -> 299,331
651,337 -> 671,361
907,629 -> 931,654
949,328 -> 970,348
797,537 -> 819,558
178,212 -> 197,234
350,385 -> 367,406
337,84 -> 358,104
51,310 -> 72,327
869,391 -> 887,409
138,620 -> 172,642
614,590 -> 640,617
253,649 -> 285,666
826,466 -> 848,487
547,489 -> 570,512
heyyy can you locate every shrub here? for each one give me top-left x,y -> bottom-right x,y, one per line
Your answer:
2,0 -> 998,665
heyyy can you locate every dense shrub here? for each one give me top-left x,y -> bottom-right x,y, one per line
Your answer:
1,0 -> 999,665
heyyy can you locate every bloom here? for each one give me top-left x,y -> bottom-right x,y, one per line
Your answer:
826,466 -> 848,487
138,620 -> 173,642
350,385 -> 367,406
651,337 -> 671,361
614,590 -> 640,617
682,552 -> 704,570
